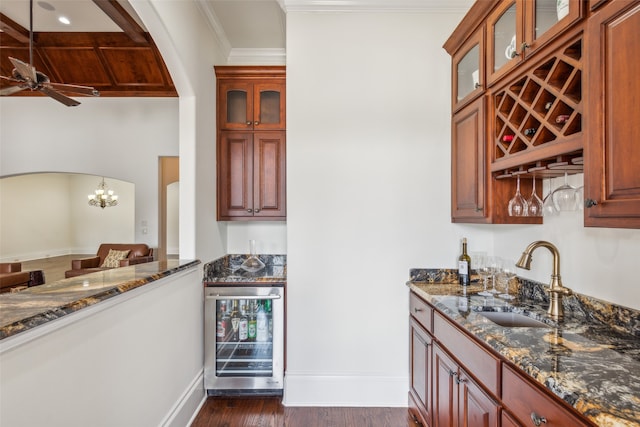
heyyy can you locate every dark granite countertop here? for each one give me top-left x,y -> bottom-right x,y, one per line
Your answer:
0,259 -> 200,341
203,254 -> 286,285
408,269 -> 640,426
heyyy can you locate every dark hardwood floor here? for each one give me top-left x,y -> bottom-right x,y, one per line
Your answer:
191,397 -> 418,427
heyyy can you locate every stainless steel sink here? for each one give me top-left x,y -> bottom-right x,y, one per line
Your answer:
478,311 -> 550,328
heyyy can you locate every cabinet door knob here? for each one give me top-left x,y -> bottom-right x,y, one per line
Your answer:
530,412 -> 547,426
247,209 -> 253,213
254,121 -> 260,125
585,198 -> 598,208
246,121 -> 252,125
455,375 -> 466,385
474,83 -> 481,89
254,209 -> 260,213
475,207 -> 483,212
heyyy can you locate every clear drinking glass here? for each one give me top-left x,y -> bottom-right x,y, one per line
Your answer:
488,256 -> 500,294
508,175 -> 528,216
497,258 -> 517,300
476,254 -> 493,297
526,176 -> 544,217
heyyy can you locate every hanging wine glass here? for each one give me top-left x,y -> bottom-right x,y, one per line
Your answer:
542,177 -> 559,217
574,185 -> 584,211
526,176 -> 544,217
552,171 -> 576,211
508,175 -> 528,216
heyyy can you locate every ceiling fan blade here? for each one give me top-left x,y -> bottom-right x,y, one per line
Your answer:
47,82 -> 100,97
0,74 -> 21,84
0,85 -> 27,96
9,57 -> 37,83
39,86 -> 81,107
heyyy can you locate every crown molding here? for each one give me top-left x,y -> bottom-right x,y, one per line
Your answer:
195,0 -> 232,59
226,48 -> 286,65
280,0 -> 474,13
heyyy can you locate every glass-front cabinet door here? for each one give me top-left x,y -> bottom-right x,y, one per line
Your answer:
487,1 -> 522,85
487,0 -> 582,85
219,82 -> 253,130
453,29 -> 484,110
525,0 -> 582,55
219,81 -> 285,130
253,82 -> 286,130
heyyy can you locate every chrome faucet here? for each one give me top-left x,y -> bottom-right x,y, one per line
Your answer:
516,241 -> 572,320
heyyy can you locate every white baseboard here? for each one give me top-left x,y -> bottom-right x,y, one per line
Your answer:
161,370 -> 206,427
283,373 -> 408,407
0,248 -> 74,263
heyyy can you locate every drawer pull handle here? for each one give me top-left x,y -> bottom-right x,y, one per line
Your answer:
413,307 -> 424,313
530,412 -> 547,426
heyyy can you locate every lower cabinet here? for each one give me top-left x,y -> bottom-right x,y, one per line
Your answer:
409,291 -> 594,427
433,343 -> 498,427
409,318 -> 432,427
502,364 -> 591,427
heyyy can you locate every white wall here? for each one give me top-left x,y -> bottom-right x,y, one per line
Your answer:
285,10 -> 493,406
226,222 -> 287,254
0,267 -> 204,427
0,97 -> 179,249
492,173 -> 640,310
0,173 -> 135,261
131,0 -> 228,262
284,6 -> 639,408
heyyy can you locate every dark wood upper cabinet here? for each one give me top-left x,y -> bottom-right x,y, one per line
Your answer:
584,0 -> 640,228
445,0 -> 639,229
217,67 -> 286,131
215,66 -> 286,221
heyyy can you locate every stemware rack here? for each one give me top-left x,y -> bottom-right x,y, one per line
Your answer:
491,34 -> 583,176
495,154 -> 583,180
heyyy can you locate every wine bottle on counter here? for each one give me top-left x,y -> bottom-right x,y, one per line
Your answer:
458,237 -> 471,286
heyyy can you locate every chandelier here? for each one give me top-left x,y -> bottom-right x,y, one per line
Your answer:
88,177 -> 119,209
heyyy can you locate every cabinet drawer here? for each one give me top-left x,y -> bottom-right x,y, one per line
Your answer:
502,364 -> 591,427
410,293 -> 432,331
433,311 -> 499,395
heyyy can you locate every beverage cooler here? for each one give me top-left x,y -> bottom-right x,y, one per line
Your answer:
204,284 -> 284,396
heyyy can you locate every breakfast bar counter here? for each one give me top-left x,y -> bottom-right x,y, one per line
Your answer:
408,270 -> 640,426
0,259 -> 200,342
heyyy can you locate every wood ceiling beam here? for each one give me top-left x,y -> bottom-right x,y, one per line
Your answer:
0,13 -> 30,44
91,0 -> 147,44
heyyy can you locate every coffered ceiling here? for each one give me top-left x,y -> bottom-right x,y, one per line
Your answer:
0,0 -> 472,99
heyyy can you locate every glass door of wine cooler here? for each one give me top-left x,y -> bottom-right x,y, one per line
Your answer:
204,285 -> 284,396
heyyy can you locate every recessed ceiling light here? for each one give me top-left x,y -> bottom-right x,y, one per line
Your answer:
37,1 -> 55,11
58,16 -> 71,25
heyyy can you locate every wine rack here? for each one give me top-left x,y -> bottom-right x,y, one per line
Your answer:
492,36 -> 583,172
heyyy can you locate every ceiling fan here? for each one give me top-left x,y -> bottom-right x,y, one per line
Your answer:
0,0 -> 99,106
